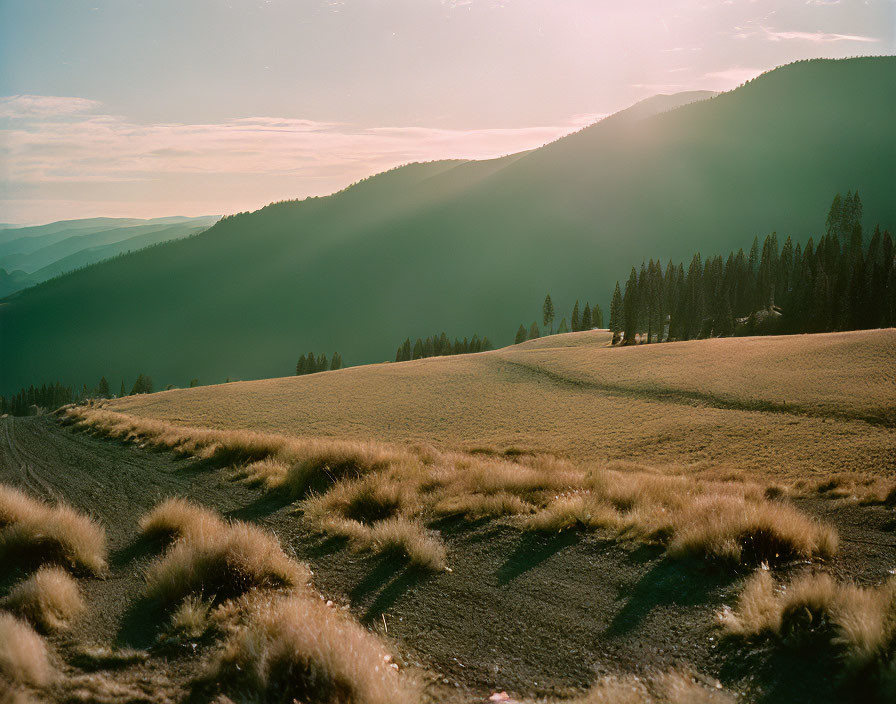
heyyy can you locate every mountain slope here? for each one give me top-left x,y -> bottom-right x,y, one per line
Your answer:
0,216 -> 219,295
1,57 -> 895,393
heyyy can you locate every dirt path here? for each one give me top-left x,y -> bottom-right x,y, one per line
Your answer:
1,416 -> 893,704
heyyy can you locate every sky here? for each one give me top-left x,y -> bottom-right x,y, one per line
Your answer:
1,0 -> 893,225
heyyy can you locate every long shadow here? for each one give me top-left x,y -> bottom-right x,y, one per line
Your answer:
225,490 -> 294,522
115,594 -> 168,650
496,530 -> 580,585
346,555 -> 432,624
718,639 -> 864,704
606,555 -> 737,636
111,534 -> 162,569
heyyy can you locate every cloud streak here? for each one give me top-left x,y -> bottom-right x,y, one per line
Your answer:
0,95 -> 603,222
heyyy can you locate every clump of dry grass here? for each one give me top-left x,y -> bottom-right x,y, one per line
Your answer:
2,566 -> 85,632
168,596 -> 211,640
138,497 -> 225,543
67,645 -> 148,671
535,668 -> 733,703
721,570 -> 896,693
527,470 -> 836,564
68,408 -> 838,566
0,612 -> 54,690
0,484 -> 107,573
206,592 -> 418,704
140,499 -> 310,605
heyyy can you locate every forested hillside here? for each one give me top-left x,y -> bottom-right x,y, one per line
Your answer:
1,57 -> 894,394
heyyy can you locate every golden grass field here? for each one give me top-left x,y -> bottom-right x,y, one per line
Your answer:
109,329 -> 896,483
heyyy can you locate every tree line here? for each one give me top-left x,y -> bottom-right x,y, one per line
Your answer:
515,294 -> 605,343
395,333 -> 493,361
296,352 -> 343,376
0,373 -> 161,416
606,192 -> 895,344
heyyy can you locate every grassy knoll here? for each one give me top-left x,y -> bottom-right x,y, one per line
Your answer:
107,329 -> 896,484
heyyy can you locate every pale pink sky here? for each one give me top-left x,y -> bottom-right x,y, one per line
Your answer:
1,0 -> 892,224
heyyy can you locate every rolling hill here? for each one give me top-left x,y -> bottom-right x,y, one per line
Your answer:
106,328 -> 896,483
1,57 -> 895,394
0,216 -> 219,297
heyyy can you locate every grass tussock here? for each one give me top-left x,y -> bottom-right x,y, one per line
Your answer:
539,668 -> 733,703
67,645 -> 149,671
721,570 -> 896,693
2,566 -> 85,632
0,484 -> 107,573
0,612 -> 54,690
207,592 -> 418,704
168,596 -> 212,640
141,499 -> 310,605
69,408 -> 837,565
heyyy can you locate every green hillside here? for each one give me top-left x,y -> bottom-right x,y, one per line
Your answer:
1,57 -> 894,394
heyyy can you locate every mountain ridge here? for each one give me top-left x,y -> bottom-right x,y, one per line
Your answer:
1,57 -> 894,394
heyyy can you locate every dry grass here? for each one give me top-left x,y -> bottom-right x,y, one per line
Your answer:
0,484 -> 107,573
206,592 -> 418,704
167,596 -> 212,640
721,570 -> 896,693
0,612 -> 54,690
101,329 -> 896,483
2,566 -> 85,632
140,499 -> 310,605
72,409 -> 839,566
67,645 -> 148,671
534,668 -> 733,703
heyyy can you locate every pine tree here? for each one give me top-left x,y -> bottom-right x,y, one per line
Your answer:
330,352 -> 342,370
592,303 -> 604,329
542,294 -> 555,334
571,301 -> 580,332
557,317 -> 569,334
581,303 -> 592,330
120,380 -> 127,397
515,324 -> 527,344
825,193 -> 843,239
623,267 -> 639,344
296,354 -> 306,375
528,321 -> 540,340
609,282 -> 624,343
413,338 -> 424,360
97,376 -> 110,398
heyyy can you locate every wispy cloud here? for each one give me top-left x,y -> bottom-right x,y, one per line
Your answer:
760,26 -> 879,43
0,95 -> 603,221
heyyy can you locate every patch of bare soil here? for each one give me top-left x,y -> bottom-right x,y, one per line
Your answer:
1,416 -> 893,703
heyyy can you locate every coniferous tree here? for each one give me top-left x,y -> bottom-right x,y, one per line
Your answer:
528,322 -> 540,340
413,338 -> 424,360
515,324 -> 527,344
622,268 -> 639,344
543,294 -> 555,334
557,317 -> 569,334
571,301 -> 580,332
330,352 -> 342,370
97,376 -> 110,398
296,354 -> 306,375
592,303 -> 604,329
609,282 -> 624,343
581,303 -> 592,330
120,380 -> 127,397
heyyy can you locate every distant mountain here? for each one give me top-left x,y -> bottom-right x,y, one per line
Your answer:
0,216 -> 219,295
1,57 -> 894,394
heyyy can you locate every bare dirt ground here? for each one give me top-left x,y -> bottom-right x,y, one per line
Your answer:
2,414 -> 894,703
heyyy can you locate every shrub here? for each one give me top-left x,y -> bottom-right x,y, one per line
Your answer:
3,566 -> 85,632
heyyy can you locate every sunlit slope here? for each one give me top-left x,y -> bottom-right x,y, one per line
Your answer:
108,329 -> 896,481
2,57 -> 895,393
